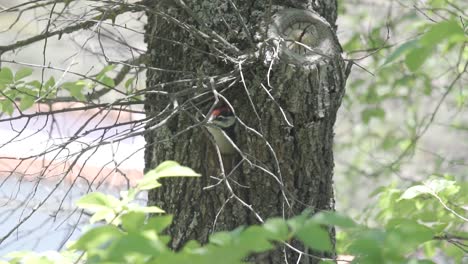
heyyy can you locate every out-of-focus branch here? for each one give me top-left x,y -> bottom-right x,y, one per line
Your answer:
0,2 -> 144,55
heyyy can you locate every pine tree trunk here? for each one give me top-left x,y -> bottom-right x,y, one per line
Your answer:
144,1 -> 346,263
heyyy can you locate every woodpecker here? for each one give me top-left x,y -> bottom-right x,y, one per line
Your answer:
206,105 -> 237,155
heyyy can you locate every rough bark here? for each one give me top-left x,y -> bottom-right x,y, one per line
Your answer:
144,1 -> 346,263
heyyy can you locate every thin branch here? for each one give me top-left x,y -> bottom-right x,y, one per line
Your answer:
0,2 -> 144,54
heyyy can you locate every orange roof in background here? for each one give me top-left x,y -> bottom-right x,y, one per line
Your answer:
0,102 -> 145,188
0,157 -> 143,188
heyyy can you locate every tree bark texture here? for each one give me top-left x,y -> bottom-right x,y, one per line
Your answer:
144,1 -> 346,263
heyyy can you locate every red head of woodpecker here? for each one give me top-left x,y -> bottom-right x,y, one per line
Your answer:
206,105 -> 236,154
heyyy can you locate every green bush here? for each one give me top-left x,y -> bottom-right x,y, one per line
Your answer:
2,162 -> 466,264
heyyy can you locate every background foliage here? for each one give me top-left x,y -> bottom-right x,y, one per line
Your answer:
2,162 -> 466,263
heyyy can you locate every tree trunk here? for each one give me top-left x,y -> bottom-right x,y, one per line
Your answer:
144,1 -> 346,263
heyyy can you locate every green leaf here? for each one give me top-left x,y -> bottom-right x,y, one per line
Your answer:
96,65 -> 116,79
5,251 -> 32,260
348,229 -> 385,261
19,95 -> 35,111
100,76 -> 115,88
62,81 -> 86,101
209,231 -> 233,246
156,165 -> 201,178
144,161 -> 201,180
121,212 -> 146,233
27,80 -> 41,90
43,77 -> 55,90
145,215 -> 173,233
424,178 -> 456,194
136,178 -> 162,190
420,20 -> 465,46
361,107 -> 386,124
427,0 -> 446,8
104,232 -> 167,261
9,253 -> 54,264
287,212 -> 309,233
399,185 -> 432,200
296,221 -> 332,251
154,161 -> 180,173
133,205 -> 165,214
125,77 -> 136,89
89,208 -> 116,224
69,225 -> 123,251
405,46 -> 432,71
238,225 -> 274,253
0,67 -> 14,86
182,240 -> 201,252
14,68 -> 33,81
120,188 -> 138,203
387,219 -> 434,246
76,192 -> 121,211
312,212 -> 357,228
381,134 -> 401,150
343,34 -> 362,52
369,186 -> 388,197
0,99 -> 14,116
383,39 -> 419,66
263,218 -> 289,240
96,65 -> 116,88
406,260 -> 436,264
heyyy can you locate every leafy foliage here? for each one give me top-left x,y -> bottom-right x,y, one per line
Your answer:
0,65 -> 124,115
339,177 -> 467,264
0,67 -> 38,115
384,20 -> 465,71
371,177 -> 467,263
3,161 -> 466,264
336,2 -> 467,240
